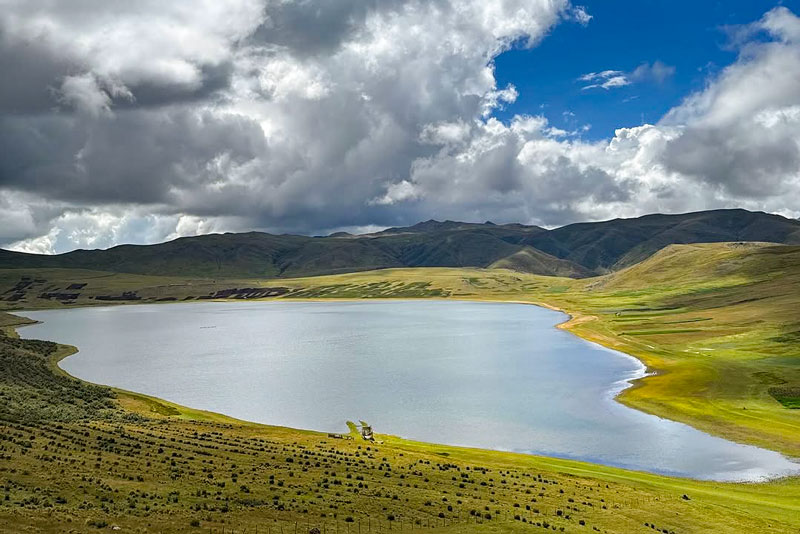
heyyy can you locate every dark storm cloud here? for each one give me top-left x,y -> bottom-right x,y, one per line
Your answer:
108,62 -> 236,109
250,0 -> 409,55
0,29 -> 75,114
0,109 -> 267,204
0,29 -> 235,115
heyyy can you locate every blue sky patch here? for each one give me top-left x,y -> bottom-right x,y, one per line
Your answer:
493,0 -> 800,140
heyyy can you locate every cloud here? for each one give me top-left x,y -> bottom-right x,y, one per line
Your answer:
580,70 -> 631,90
630,61 -> 676,84
723,5 -> 800,49
0,1 -> 264,113
571,6 -> 592,26
6,207 -> 246,255
0,0 -> 574,251
372,6 -> 800,226
762,6 -> 800,42
657,8 -> 800,198
580,61 -> 674,91
379,115 -> 633,224
1,4 -> 800,253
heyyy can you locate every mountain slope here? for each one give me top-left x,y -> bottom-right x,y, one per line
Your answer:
1,209 -> 799,279
489,246 -> 594,278
590,241 -> 799,292
0,225 -> 582,278
524,209 -> 800,272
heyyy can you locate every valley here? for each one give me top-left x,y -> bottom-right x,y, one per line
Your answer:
1,237 -> 799,532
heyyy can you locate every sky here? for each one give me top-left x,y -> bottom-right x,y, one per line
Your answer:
494,1 -> 800,139
1,1 -> 800,253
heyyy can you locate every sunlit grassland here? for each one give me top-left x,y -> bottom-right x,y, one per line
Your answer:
561,244 -> 800,458
1,332 -> 800,534
0,242 -> 799,532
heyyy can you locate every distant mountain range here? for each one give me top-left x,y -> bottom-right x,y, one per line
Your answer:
1,209 -> 799,279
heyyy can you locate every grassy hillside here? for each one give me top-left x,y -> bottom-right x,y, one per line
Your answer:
1,318 -> 800,533
1,209 -> 799,279
565,243 -> 800,454
489,247 -> 594,278
1,242 -> 799,531
0,227 -> 557,279
523,209 -> 800,272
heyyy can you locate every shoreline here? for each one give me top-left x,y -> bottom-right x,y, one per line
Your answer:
13,297 -> 800,485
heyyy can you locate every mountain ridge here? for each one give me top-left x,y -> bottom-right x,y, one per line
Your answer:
1,208 -> 799,279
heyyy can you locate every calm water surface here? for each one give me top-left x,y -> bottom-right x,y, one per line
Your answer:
21,300 -> 800,481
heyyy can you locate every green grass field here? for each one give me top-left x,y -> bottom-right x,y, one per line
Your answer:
1,242 -> 799,532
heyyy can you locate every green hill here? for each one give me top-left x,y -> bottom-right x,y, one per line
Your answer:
489,246 -> 594,278
1,209 -> 798,278
523,208 -> 800,272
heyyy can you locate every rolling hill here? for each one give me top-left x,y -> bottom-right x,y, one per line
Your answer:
521,208 -> 800,271
1,208 -> 798,278
488,246 -> 594,277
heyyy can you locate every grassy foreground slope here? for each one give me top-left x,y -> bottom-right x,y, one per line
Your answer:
1,322 -> 800,534
0,243 -> 799,531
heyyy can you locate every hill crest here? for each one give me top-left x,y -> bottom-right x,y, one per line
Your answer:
1,209 -> 798,279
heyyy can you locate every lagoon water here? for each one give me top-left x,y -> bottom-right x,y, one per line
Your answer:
21,300 -> 800,481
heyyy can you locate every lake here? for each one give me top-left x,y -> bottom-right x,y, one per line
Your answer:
20,300 -> 800,481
